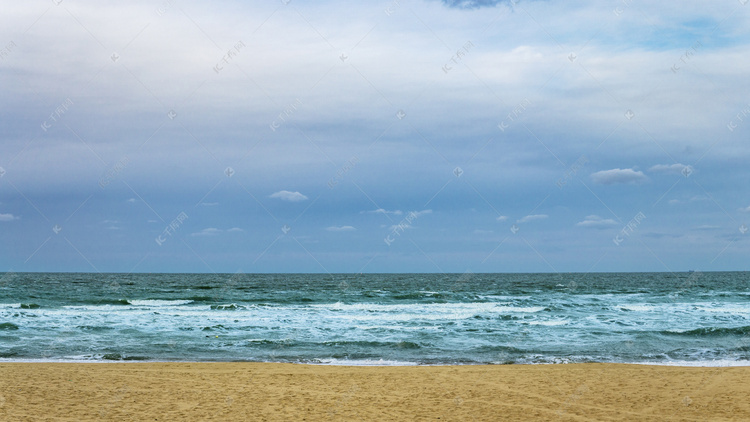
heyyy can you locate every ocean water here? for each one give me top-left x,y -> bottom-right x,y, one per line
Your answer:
1,272 -> 750,366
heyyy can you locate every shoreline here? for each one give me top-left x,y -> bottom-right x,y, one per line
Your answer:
1,362 -> 749,421
3,358 -> 750,367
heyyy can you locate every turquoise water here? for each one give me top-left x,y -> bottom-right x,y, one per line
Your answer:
1,272 -> 750,365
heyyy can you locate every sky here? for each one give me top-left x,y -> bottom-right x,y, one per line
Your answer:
1,0 -> 749,273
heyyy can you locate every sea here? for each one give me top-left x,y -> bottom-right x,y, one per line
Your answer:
1,272 -> 750,366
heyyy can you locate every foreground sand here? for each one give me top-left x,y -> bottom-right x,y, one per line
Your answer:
1,362 -> 749,421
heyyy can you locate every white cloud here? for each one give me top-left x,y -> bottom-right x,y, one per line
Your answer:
126,198 -> 136,203
201,202 -> 219,206
694,225 -> 721,230
191,228 -> 222,236
269,190 -> 308,202
364,209 -> 403,215
326,225 -> 356,232
0,213 -> 19,222
649,163 -> 692,174
409,209 -> 432,218
575,215 -> 618,228
670,195 -> 709,205
384,210 -> 432,231
268,190 -> 307,202
590,168 -> 648,185
2,1 -> 749,274
517,214 -> 548,223
388,224 -> 413,231
473,229 -> 493,234
192,227 -> 243,236
740,206 -> 750,213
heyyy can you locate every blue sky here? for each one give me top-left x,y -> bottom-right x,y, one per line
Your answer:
1,0 -> 749,273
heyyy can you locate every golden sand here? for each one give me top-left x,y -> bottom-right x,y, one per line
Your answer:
1,362 -> 748,421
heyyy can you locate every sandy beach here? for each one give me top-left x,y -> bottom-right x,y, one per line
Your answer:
0,362 -> 748,421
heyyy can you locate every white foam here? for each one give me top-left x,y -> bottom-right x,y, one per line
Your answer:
315,302 -> 544,314
697,306 -> 750,313
524,320 -> 570,326
129,300 -> 194,307
350,325 -> 443,331
634,360 -> 750,367
312,358 -> 420,366
618,304 -> 655,312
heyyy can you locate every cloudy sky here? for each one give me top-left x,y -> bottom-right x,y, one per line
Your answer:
1,0 -> 749,273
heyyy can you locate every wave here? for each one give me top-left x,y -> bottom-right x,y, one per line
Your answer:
695,306 -> 750,314
243,339 -> 423,350
523,320 -> 570,326
129,300 -> 194,307
321,340 -> 423,350
315,302 -> 546,313
82,299 -> 131,306
101,353 -> 150,361
663,326 -> 750,337
313,358 -> 420,366
245,339 -> 297,347
77,325 -> 116,331
618,305 -> 656,312
210,304 -> 242,310
392,292 -> 448,300
185,296 -> 216,302
201,325 -> 227,331
0,322 -> 19,330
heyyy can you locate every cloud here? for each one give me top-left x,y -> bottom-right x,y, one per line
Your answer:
386,210 -> 433,231
326,226 -> 356,232
192,227 -> 243,236
269,191 -> 308,202
694,225 -> 721,231
201,202 -> 219,206
669,195 -> 708,205
473,229 -> 493,234
649,163 -> 692,174
2,1 -> 748,273
517,214 -> 548,224
101,219 -> 121,230
388,224 -> 413,231
740,206 -> 750,213
0,213 -> 19,222
644,232 -> 683,239
191,228 -> 222,236
409,210 -> 433,218
363,209 -> 403,215
575,215 -> 618,228
590,168 -> 648,185
440,0 -> 505,9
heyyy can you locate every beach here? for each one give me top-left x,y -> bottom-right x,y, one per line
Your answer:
1,362 -> 749,421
